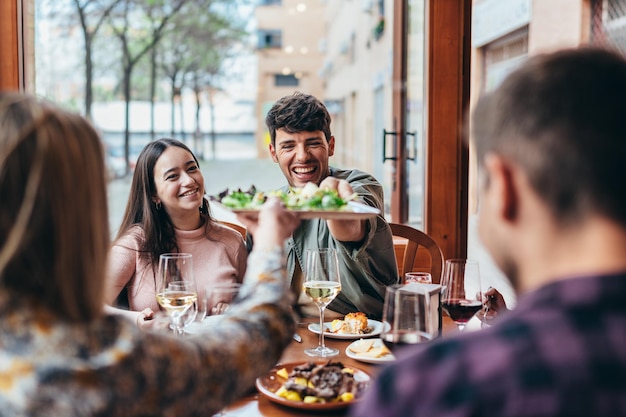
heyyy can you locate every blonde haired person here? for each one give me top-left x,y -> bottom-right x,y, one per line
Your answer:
0,93 -> 298,416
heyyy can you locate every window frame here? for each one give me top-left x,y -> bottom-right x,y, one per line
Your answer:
2,0 -> 472,259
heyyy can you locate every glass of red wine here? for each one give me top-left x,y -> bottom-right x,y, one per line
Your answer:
441,259 -> 482,331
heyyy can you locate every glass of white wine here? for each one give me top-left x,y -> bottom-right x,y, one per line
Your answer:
303,248 -> 342,357
156,253 -> 197,336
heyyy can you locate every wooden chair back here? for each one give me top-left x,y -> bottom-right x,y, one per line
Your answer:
389,222 -> 444,284
217,220 -> 247,240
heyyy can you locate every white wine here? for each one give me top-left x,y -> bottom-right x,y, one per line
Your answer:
156,291 -> 197,314
303,281 -> 341,307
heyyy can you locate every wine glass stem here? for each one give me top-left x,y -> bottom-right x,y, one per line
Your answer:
172,312 -> 185,336
318,306 -> 326,350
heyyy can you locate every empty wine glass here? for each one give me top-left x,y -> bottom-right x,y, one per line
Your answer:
404,272 -> 433,284
303,248 -> 342,357
381,284 -> 433,353
156,253 -> 197,336
200,282 -> 241,321
441,259 -> 482,331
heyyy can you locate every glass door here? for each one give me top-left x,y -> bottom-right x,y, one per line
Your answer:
405,0 -> 426,228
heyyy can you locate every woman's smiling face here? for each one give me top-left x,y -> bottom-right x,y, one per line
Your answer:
152,146 -> 204,218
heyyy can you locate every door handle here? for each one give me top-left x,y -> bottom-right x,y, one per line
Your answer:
383,129 -> 417,162
383,129 -> 397,162
407,131 -> 417,162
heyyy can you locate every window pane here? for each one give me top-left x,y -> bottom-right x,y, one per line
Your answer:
274,74 -> 299,86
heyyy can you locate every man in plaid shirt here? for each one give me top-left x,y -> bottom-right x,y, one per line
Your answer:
351,47 -> 626,416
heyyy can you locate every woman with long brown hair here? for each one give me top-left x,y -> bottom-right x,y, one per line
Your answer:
105,138 -> 247,325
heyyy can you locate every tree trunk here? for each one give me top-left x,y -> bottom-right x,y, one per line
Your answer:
150,46 -> 157,140
123,70 -> 131,177
208,88 -> 216,160
179,93 -> 185,142
193,76 -> 203,158
84,35 -> 93,120
171,88 -> 176,137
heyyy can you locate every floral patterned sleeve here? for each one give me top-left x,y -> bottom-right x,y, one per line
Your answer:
0,248 -> 295,417
104,246 -> 296,416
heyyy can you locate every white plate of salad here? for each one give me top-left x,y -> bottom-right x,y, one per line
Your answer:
210,183 -> 380,220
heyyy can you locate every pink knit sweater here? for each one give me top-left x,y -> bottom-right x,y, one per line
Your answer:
105,221 -> 247,312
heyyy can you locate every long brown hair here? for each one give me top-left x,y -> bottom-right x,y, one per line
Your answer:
115,138 -> 214,269
0,93 -> 109,322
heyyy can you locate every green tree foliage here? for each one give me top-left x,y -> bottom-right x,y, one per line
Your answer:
156,0 -> 250,158
107,0 -> 192,175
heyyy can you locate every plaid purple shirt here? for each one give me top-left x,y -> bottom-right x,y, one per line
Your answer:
350,273 -> 626,417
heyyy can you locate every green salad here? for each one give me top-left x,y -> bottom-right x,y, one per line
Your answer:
211,183 -> 356,211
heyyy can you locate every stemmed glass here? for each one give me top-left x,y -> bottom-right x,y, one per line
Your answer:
156,253 -> 197,336
440,259 -> 482,331
303,248 -> 342,357
200,282 -> 241,321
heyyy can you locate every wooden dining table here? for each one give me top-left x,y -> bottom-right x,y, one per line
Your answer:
220,316 -> 459,416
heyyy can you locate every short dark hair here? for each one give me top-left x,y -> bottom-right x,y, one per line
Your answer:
265,91 -> 332,145
471,47 -> 626,227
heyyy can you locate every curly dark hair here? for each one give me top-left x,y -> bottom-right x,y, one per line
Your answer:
265,91 -> 332,145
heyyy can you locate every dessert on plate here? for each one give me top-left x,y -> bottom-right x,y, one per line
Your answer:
329,312 -> 371,334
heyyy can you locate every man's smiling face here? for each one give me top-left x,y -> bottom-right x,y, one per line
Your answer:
269,129 -> 335,188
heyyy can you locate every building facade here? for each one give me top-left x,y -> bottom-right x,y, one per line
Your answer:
254,0 -> 327,158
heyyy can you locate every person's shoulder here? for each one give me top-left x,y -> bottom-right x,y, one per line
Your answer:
114,225 -> 144,246
331,167 -> 377,181
331,167 -> 383,193
210,221 -> 246,243
397,327 -> 509,370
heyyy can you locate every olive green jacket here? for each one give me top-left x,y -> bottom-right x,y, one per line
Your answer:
284,167 -> 398,320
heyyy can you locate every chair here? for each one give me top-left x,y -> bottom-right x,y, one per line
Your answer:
218,220 -> 247,240
389,222 -> 444,284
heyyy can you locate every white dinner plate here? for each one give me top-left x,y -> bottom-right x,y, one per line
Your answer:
345,338 -> 396,364
256,362 -> 371,411
307,319 -> 384,339
212,200 -> 380,220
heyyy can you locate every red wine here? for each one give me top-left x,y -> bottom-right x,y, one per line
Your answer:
442,299 -> 482,323
382,331 -> 432,352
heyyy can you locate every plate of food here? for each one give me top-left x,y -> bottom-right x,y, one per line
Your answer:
255,361 -> 370,411
345,338 -> 396,364
209,183 -> 380,220
307,312 -> 384,339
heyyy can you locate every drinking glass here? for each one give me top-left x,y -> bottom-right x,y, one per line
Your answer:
404,272 -> 433,284
381,284 -> 433,352
200,282 -> 241,321
303,248 -> 342,357
440,259 -> 482,331
156,253 -> 197,336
